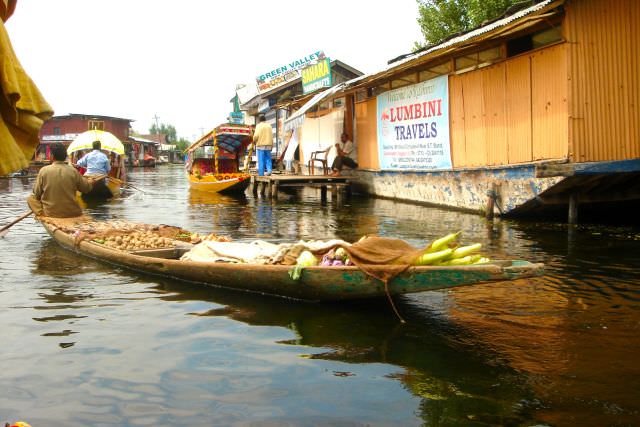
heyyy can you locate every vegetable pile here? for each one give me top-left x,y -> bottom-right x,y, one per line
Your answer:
412,232 -> 490,266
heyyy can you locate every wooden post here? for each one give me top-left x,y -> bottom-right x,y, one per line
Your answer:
485,182 -> 496,220
271,180 -> 279,199
568,192 -> 578,224
251,176 -> 258,196
320,185 -> 327,202
331,184 -> 338,200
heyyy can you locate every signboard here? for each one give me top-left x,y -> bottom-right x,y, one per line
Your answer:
302,58 -> 332,94
229,111 -> 244,124
256,50 -> 326,94
376,75 -> 451,170
42,133 -> 78,141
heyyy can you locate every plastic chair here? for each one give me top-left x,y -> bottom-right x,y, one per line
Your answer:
308,150 -> 329,175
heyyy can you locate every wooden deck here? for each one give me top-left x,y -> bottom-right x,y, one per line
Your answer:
250,174 -> 352,200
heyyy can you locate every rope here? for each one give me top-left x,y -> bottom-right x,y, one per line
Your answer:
383,280 -> 406,324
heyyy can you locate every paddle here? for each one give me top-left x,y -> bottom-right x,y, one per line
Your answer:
0,210 -> 33,238
108,177 -> 147,194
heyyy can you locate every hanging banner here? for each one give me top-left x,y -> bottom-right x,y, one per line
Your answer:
256,50 -> 326,94
376,75 -> 451,170
301,58 -> 332,94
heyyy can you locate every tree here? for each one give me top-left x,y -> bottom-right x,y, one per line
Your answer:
174,138 -> 190,152
415,0 -> 523,48
149,122 -> 177,144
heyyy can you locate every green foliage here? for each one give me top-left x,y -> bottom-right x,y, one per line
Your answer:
416,0 -> 522,47
174,138 -> 190,152
150,122 -> 177,144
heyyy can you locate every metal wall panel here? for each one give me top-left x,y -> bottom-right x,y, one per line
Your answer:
355,98 -> 379,170
483,63 -> 509,165
449,75 -> 467,167
462,72 -> 487,167
531,44 -> 569,160
506,56 -> 533,164
566,0 -> 640,162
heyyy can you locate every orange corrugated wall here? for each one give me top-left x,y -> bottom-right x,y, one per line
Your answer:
565,0 -> 640,162
506,56 -> 533,163
449,44 -> 569,168
449,77 -> 467,165
532,44 -> 569,160
355,98 -> 379,169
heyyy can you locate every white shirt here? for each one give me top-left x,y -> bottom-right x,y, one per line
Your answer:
328,139 -> 355,160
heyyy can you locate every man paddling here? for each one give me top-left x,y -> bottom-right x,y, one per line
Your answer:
74,140 -> 112,197
76,140 -> 110,176
27,143 -> 95,217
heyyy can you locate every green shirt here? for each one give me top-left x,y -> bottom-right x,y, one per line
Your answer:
30,161 -> 92,218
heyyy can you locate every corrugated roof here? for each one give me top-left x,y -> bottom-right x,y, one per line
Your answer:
345,0 -> 562,89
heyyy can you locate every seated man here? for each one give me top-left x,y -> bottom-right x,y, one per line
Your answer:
76,140 -> 111,177
328,133 -> 358,176
28,143 -> 95,218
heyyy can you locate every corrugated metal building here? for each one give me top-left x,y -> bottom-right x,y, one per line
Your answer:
287,0 -> 638,222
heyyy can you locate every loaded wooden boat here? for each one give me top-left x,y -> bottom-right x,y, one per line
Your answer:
185,123 -> 253,194
68,130 -> 127,200
40,220 -> 544,302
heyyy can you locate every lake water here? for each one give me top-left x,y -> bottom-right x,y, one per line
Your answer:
1,165 -> 639,426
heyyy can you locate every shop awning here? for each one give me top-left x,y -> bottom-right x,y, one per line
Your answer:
283,83 -> 345,132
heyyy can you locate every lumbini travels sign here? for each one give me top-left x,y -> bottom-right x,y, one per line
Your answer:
301,58 -> 332,94
256,50 -> 326,94
376,75 -> 451,170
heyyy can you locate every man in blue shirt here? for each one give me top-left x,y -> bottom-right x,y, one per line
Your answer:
76,140 -> 110,176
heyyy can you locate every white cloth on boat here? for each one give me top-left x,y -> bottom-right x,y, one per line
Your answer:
180,239 -> 351,264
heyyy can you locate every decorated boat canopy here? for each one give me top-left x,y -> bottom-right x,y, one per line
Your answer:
186,124 -> 252,156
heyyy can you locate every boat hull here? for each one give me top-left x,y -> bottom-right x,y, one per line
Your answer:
188,173 -> 250,194
42,222 -> 544,302
78,178 -> 121,200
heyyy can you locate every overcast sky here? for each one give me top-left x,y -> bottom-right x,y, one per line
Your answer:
6,0 -> 423,141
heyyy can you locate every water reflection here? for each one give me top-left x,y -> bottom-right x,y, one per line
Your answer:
2,166 -> 640,425
154,279 -> 541,425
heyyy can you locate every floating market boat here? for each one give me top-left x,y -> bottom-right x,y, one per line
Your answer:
185,124 -> 253,194
40,220 -> 544,302
68,130 -> 127,200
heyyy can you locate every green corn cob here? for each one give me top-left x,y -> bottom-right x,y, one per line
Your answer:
415,248 -> 453,265
448,243 -> 482,259
438,254 -> 482,266
426,231 -> 461,253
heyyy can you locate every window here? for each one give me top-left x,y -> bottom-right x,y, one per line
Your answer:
419,62 -> 452,82
88,120 -> 104,130
455,46 -> 502,72
391,73 -> 418,89
507,27 -> 563,57
53,127 -> 60,135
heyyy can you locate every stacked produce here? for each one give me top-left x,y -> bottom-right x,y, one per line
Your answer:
413,232 -> 490,266
93,230 -> 175,251
320,247 -> 353,266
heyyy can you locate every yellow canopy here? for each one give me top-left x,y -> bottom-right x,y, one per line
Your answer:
0,8 -> 54,175
67,129 -> 125,155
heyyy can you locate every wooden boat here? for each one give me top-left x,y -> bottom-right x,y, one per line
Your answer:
41,221 -> 544,302
185,124 -> 254,194
68,136 -> 126,201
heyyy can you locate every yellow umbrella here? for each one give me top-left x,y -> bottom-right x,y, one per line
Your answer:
67,129 -> 125,155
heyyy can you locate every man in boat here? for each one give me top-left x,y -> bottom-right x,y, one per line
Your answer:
253,115 -> 273,176
328,133 -> 358,177
76,140 -> 110,177
27,143 -> 96,218
75,140 -> 111,196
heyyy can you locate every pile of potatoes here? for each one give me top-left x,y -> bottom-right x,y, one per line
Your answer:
96,231 -> 175,251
